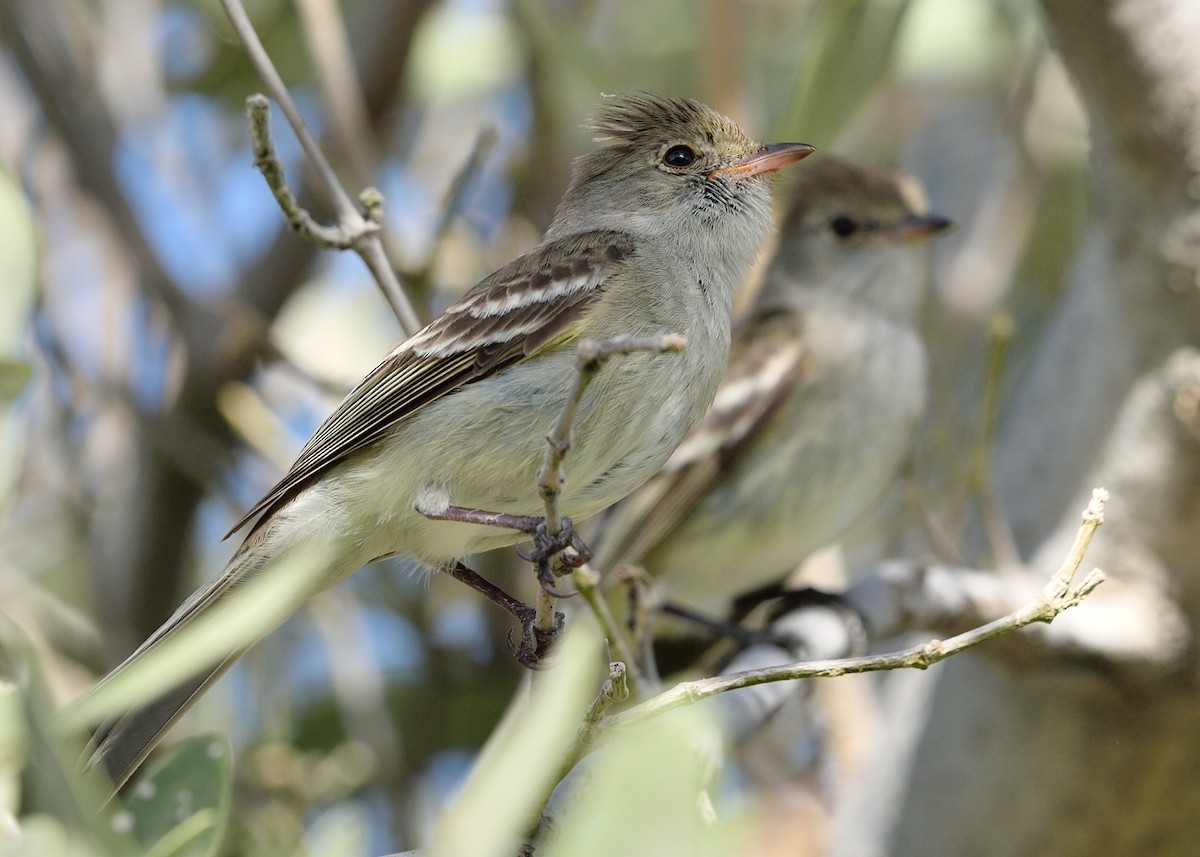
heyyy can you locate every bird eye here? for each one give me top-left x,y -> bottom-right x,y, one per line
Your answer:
662,145 -> 698,168
830,216 -> 858,237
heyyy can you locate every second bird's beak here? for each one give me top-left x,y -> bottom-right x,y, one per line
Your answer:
710,142 -> 816,179
884,214 -> 956,243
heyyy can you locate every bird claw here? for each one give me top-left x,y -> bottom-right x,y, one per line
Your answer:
508,609 -> 564,668
522,516 -> 592,596
537,570 -> 576,599
527,517 -> 590,563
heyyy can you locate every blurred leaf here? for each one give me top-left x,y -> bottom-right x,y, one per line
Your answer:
0,631 -> 139,856
541,704 -> 742,857
123,734 -> 231,857
430,626 -> 603,857
0,171 -> 36,352
782,0 -> 913,145
64,547 -> 335,726
894,0 -> 1023,80
409,4 -> 524,100
0,814 -> 100,857
301,803 -> 367,857
0,361 -> 31,406
0,680 -> 22,817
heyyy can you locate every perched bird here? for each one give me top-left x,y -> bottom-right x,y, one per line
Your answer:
76,93 -> 813,791
592,156 -> 952,629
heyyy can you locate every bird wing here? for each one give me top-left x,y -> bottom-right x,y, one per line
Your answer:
593,305 -> 810,569
227,230 -> 636,538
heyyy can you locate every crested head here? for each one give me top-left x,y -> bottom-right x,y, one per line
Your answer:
588,93 -> 755,157
545,95 -> 812,289
758,156 -> 952,320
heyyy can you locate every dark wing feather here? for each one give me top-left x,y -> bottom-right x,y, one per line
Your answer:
227,231 -> 636,538
593,306 -> 811,569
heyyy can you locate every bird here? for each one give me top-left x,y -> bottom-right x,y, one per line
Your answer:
591,156 -> 952,640
73,93 -> 814,791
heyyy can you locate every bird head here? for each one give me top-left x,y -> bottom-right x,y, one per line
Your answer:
760,156 -> 954,320
549,93 -> 813,251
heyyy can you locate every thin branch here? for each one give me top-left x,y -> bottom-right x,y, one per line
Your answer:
590,488 -> 1108,741
219,0 -> 357,223
293,0 -> 379,187
431,126 -> 499,249
219,0 -> 420,335
572,565 -> 650,695
580,661 -> 629,736
532,334 -> 687,635
974,309 -> 1021,568
246,95 -> 360,250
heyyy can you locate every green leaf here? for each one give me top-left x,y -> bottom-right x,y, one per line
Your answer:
431,625 -> 602,857
781,0 -> 913,144
540,704 -> 743,857
0,359 -> 32,405
121,734 -> 232,857
0,813 -> 102,857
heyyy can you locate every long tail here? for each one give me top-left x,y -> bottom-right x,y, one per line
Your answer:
87,656 -> 236,794
77,530 -> 296,795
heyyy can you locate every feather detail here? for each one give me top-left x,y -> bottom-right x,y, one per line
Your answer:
592,306 -> 810,569
226,231 -> 635,539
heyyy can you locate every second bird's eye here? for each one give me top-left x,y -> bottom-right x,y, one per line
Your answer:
830,216 -> 858,237
662,145 -> 698,168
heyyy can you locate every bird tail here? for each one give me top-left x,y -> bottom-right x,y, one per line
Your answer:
86,656 -> 235,795
75,527 -> 316,796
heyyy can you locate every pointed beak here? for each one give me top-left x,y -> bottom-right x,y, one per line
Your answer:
883,213 -> 956,243
709,142 -> 816,180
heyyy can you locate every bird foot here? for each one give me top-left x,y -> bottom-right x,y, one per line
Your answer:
509,609 -> 565,668
443,562 -> 567,668
659,601 -> 778,648
515,517 -> 591,597
424,505 -> 592,596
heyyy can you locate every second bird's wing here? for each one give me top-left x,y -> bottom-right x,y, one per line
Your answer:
592,305 -> 811,570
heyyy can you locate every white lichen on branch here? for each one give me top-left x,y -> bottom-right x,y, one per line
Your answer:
590,488 -> 1108,739
246,94 -> 370,251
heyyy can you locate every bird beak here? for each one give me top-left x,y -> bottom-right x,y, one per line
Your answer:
710,143 -> 816,179
884,214 -> 955,243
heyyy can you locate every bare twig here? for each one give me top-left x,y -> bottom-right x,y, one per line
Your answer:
587,488 -> 1108,742
431,126 -> 499,249
580,661 -> 629,736
533,334 -> 687,636
246,96 -> 359,250
219,0 -> 420,335
572,565 -> 650,695
975,309 -> 1021,568
293,0 -> 379,186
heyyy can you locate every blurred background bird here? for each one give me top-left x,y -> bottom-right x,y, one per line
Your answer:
591,156 -> 953,656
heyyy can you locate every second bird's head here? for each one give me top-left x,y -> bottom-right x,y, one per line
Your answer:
760,156 -> 955,319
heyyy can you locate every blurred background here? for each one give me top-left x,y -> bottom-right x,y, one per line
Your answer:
1,0 -> 1198,855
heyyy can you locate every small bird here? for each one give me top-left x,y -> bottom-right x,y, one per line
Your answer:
592,156 -> 952,631
76,93 -> 813,790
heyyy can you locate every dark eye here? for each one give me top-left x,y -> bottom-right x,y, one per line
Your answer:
662,145 -> 698,168
830,216 -> 858,237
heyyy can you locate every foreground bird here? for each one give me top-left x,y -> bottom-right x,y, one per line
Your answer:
75,93 -> 813,791
592,156 -> 951,632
